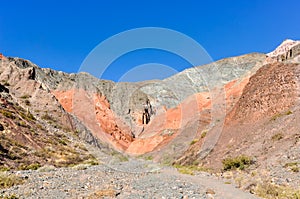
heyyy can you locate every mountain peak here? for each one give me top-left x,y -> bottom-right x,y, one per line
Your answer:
267,39 -> 300,57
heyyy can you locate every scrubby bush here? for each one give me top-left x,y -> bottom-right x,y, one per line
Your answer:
201,130 -> 207,138
272,133 -> 283,141
222,155 -> 253,171
190,139 -> 199,145
0,110 -> 15,119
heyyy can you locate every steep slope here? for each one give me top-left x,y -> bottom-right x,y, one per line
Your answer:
173,42 -> 300,194
0,55 -> 100,170
203,62 -> 300,166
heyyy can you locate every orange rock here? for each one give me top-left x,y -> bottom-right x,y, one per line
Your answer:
52,88 -> 214,155
52,89 -> 133,151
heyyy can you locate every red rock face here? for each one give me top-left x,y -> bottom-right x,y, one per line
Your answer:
0,53 -> 4,59
51,90 -> 74,112
53,89 -> 213,154
126,92 -> 212,155
52,89 -> 133,151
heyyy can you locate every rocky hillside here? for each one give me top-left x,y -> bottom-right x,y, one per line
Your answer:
0,56 -> 101,171
1,39 -> 300,198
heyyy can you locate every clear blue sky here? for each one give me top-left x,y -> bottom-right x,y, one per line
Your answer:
1,0 -> 300,81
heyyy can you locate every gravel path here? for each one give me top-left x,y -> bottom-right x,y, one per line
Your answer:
1,157 -> 258,199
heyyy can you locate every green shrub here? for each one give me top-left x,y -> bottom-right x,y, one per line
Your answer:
144,156 -> 153,161
58,139 -> 68,146
17,121 -> 27,127
190,139 -> 199,145
201,130 -> 207,138
222,155 -> 253,171
20,111 -> 35,121
0,110 -> 15,119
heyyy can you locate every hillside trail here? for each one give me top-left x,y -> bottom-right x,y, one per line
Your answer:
1,144 -> 258,198
82,144 -> 259,199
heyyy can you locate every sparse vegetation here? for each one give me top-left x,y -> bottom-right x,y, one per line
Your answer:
161,154 -> 173,166
271,133 -> 284,141
1,194 -> 19,199
284,162 -> 299,173
201,130 -> 207,138
291,166 -> 299,173
174,164 -> 210,175
19,111 -> 35,121
18,163 -> 41,170
0,166 -> 10,172
20,95 -> 30,99
255,182 -> 300,199
3,81 -> 10,86
58,138 -> 68,146
0,172 -> 24,189
85,159 -> 99,166
270,110 -> 293,121
190,139 -> 199,145
222,155 -> 253,171
0,110 -> 15,119
17,121 -> 27,127
24,99 -> 30,106
41,112 -> 55,122
144,156 -> 153,161
110,151 -> 129,162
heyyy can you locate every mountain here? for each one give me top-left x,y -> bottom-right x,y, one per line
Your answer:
1,39 -> 300,198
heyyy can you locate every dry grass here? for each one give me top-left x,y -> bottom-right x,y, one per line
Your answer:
18,163 -> 41,171
88,189 -> 116,198
284,162 -> 299,173
271,133 -> 284,141
270,110 -> 293,121
255,182 -> 300,199
0,172 -> 24,189
174,164 -> 210,175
